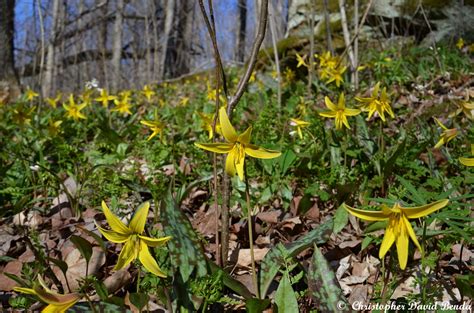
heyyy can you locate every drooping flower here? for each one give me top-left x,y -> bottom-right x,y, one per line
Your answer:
95,89 -> 117,108
46,93 -> 62,108
198,111 -> 221,140
433,118 -> 458,149
459,144 -> 474,166
63,95 -> 87,120
289,118 -> 310,140
180,97 -> 190,107
319,93 -> 360,130
12,105 -> 36,126
25,88 -> 39,102
355,82 -> 395,122
142,85 -> 156,101
195,107 -> 281,181
14,276 -> 80,313
295,53 -> 308,68
140,119 -> 163,141
456,38 -> 464,50
47,120 -> 63,136
343,199 -> 449,269
451,93 -> 474,120
112,95 -> 132,116
96,201 -> 171,277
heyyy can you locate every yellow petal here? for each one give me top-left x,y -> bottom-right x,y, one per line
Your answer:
225,149 -> 237,177
401,199 -> 448,219
96,223 -> 130,243
101,201 -> 130,235
245,144 -> 281,159
138,235 -> 172,247
43,299 -> 79,313
235,151 -> 245,181
344,108 -> 361,116
239,126 -> 253,145
13,287 -> 36,295
297,127 -> 303,139
395,220 -> 409,270
319,111 -> 337,118
459,157 -> 474,166
114,239 -> 138,270
138,240 -> 167,277
337,93 -> 345,109
219,107 -> 238,143
195,142 -> 234,154
342,203 -> 390,221
129,202 -> 150,234
434,117 -> 447,130
402,215 -> 422,253
379,220 -> 396,259
434,137 -> 445,149
324,96 -> 337,111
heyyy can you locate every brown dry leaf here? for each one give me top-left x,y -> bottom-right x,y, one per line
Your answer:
161,164 -> 175,176
348,285 -> 369,306
304,204 -> 320,221
451,244 -> 473,262
256,210 -> 281,224
0,260 -> 23,291
104,268 -> 131,294
391,276 -> 419,299
237,248 -> 269,267
179,155 -> 192,176
192,203 -> 217,237
281,216 -> 301,230
339,239 -> 361,249
59,247 -> 105,290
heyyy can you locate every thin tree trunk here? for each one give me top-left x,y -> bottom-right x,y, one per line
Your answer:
159,0 -> 175,79
235,0 -> 247,62
43,0 -> 61,97
111,0 -> 124,91
338,0 -> 356,86
0,0 -> 21,100
98,1 -> 109,90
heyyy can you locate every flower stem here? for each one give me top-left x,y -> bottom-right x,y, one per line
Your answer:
136,266 -> 141,294
244,163 -> 260,298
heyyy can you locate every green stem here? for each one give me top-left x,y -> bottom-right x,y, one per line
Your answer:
136,266 -> 141,294
83,292 -> 98,313
244,163 -> 260,299
379,119 -> 385,195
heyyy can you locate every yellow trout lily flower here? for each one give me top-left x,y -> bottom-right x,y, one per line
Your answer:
47,120 -> 63,136
12,105 -> 36,126
63,95 -> 87,120
46,93 -> 62,108
140,119 -> 163,141
295,53 -> 307,68
451,98 -> 474,120
96,201 -> 171,277
343,199 -> 449,269
355,82 -> 395,122
319,93 -> 360,130
112,96 -> 133,116
289,118 -> 310,139
198,112 -> 221,140
14,276 -> 80,313
433,118 -> 458,149
142,85 -> 156,101
25,88 -> 39,101
195,107 -> 281,181
459,144 -> 474,166
95,89 -> 117,108
456,38 -> 464,50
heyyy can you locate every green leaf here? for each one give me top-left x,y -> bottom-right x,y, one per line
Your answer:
208,261 -> 252,299
160,187 -> 208,282
396,175 -> 426,205
279,150 -> 297,175
333,204 -> 349,235
454,274 -> 474,299
361,236 -> 374,251
260,220 -> 333,297
48,257 -> 68,275
129,292 -> 149,310
245,298 -> 271,313
274,274 -> 298,313
94,280 -> 109,301
307,244 -> 347,311
70,235 -> 93,264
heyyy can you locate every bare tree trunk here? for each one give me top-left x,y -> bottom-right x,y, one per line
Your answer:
159,0 -> 175,79
111,0 -> 124,91
338,0 -> 356,86
43,0 -> 61,97
235,0 -> 247,62
0,0 -> 21,101
98,1 -> 109,90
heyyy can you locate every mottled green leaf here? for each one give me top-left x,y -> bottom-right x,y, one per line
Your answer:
260,220 -> 333,297
307,244 -> 347,311
274,274 -> 298,313
333,204 -> 349,235
245,298 -> 271,313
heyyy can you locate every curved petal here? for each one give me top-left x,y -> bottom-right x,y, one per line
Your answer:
337,93 -> 345,109
139,235 -> 172,247
324,97 -> 337,111
319,111 -> 337,118
219,107 -> 238,143
395,220 -> 409,270
129,202 -> 150,234
138,241 -> 167,277
101,201 -> 130,235
13,287 -> 36,295
43,299 -> 79,313
401,199 -> 448,219
402,215 -> 422,253
459,157 -> 474,166
341,115 -> 351,129
344,108 -> 361,116
235,151 -> 245,181
239,126 -> 253,145
114,239 -> 138,270
434,138 -> 445,149
225,149 -> 237,177
372,82 -> 380,98
96,224 -> 130,243
245,144 -> 281,159
379,221 -> 396,259
195,142 -> 234,154
342,203 -> 390,221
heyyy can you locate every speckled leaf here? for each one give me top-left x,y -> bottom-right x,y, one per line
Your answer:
259,219 -> 333,297
308,244 -> 347,311
274,274 -> 299,313
160,188 -> 208,282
